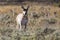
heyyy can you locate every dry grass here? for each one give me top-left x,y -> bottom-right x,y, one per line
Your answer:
0,2 -> 60,40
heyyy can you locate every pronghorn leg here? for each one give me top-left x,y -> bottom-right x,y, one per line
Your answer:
25,24 -> 26,30
19,23 -> 22,31
16,23 -> 19,30
24,24 -> 27,31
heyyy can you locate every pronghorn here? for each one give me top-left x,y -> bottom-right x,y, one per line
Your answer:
16,5 -> 29,31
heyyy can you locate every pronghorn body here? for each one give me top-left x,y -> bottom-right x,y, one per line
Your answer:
16,12 -> 25,30
21,15 -> 28,30
16,5 -> 29,31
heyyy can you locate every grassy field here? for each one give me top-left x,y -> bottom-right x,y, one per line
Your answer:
0,2 -> 60,40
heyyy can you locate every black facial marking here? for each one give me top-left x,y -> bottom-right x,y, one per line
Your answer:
21,5 -> 29,15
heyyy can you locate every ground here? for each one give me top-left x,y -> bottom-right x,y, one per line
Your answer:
0,2 -> 60,40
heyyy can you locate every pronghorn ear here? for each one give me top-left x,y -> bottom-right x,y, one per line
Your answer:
21,5 -> 25,9
27,5 -> 30,10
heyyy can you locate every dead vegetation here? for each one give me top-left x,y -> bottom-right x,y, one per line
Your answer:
0,2 -> 60,40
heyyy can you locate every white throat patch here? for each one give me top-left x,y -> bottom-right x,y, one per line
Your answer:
23,11 -> 26,15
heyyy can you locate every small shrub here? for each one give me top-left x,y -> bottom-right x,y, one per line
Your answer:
48,18 -> 57,24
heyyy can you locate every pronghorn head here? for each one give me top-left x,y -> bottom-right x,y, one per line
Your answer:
21,5 -> 29,15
